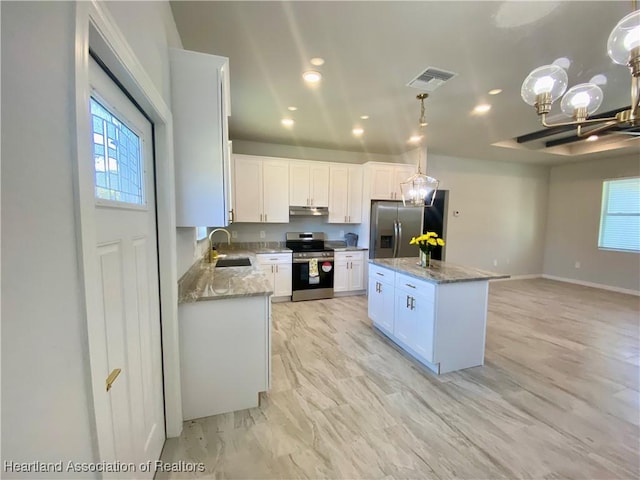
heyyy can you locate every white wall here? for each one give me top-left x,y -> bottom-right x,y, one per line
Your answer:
543,154 -> 640,292
426,153 -> 550,275
1,1 -> 181,476
227,218 -> 362,243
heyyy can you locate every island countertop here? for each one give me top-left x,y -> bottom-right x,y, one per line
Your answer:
369,257 -> 510,284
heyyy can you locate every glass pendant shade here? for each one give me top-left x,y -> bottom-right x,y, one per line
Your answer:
560,83 -> 604,117
521,64 -> 568,105
401,173 -> 440,207
607,9 -> 640,65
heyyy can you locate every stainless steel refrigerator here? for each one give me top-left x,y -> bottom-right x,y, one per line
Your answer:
370,191 -> 447,259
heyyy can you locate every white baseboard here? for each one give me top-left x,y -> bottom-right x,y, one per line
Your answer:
542,274 -> 640,297
490,274 -> 542,283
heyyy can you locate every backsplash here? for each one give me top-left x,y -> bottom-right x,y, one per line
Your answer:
226,217 -> 366,244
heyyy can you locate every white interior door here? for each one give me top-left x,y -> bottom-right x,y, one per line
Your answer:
88,57 -> 165,477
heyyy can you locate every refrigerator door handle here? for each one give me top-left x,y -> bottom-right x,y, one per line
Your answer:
392,221 -> 399,257
398,221 -> 403,256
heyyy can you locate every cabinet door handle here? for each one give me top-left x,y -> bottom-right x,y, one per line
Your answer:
276,265 -> 279,273
348,216 -> 351,223
229,209 -> 234,223
310,198 -> 313,206
405,283 -> 416,289
260,213 -> 263,222
410,297 -> 415,310
265,214 -> 268,222
271,265 -> 274,273
406,295 -> 410,309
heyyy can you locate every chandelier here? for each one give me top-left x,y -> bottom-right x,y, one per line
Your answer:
400,93 -> 440,207
520,6 -> 640,138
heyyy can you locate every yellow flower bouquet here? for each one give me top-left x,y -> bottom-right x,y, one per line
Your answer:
409,232 -> 445,267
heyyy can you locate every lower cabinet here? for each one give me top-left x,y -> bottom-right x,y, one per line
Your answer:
256,253 -> 292,298
394,283 -> 434,363
334,251 -> 365,293
179,295 -> 270,420
368,274 -> 394,335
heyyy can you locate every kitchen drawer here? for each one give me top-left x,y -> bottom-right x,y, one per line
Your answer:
369,264 -> 395,284
395,272 -> 436,300
255,253 -> 292,265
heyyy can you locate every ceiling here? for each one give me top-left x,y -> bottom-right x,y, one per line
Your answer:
170,1 -> 640,165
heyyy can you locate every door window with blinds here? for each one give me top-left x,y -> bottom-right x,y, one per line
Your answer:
90,97 -> 145,206
598,177 -> 640,252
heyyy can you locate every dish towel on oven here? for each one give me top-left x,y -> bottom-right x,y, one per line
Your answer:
309,258 -> 320,285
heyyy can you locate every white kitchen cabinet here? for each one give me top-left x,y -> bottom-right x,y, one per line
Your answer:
232,155 -> 289,223
170,48 -> 232,227
368,262 -> 493,374
179,294 -> 270,420
334,251 -> 365,293
368,264 -> 395,336
289,161 -> 329,207
367,163 -> 416,201
328,165 -> 363,223
256,253 -> 292,298
394,278 -> 435,363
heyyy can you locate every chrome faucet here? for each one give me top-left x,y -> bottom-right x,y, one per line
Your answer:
208,228 -> 231,262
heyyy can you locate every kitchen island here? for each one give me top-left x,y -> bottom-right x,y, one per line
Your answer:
368,257 -> 509,374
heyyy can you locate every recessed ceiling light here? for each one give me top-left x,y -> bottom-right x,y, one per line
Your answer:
586,135 -> 599,142
473,104 -> 492,114
303,70 -> 322,83
408,135 -> 423,144
352,127 -> 364,136
360,115 -> 370,120
287,106 -> 298,111
281,118 -> 294,127
310,57 -> 325,66
488,89 -> 502,95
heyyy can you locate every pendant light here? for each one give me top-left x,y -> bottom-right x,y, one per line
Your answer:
400,93 -> 440,207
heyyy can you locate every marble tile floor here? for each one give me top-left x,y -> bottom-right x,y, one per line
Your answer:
159,279 -> 640,479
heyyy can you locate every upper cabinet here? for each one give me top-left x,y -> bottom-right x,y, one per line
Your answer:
368,163 -> 416,201
232,154 -> 289,223
328,165 -> 363,224
170,48 -> 232,227
289,161 -> 330,207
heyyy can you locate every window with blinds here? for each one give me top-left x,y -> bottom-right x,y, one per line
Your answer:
598,177 -> 640,253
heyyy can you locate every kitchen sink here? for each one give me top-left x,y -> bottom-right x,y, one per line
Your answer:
215,257 -> 251,267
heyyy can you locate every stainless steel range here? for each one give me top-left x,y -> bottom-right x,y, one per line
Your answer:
285,232 -> 334,302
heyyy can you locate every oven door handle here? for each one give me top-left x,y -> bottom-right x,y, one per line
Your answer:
293,258 -> 334,264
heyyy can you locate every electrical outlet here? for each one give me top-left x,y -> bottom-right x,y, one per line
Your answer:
339,230 -> 345,237
259,230 -> 266,239
493,259 -> 498,266
231,230 -> 238,239
575,261 -> 581,269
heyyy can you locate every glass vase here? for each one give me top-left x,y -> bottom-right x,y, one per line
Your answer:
419,250 -> 431,268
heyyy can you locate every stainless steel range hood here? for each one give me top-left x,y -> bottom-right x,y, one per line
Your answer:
289,206 -> 329,216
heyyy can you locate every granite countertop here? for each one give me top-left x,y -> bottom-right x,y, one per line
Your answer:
325,241 -> 368,252
179,248 -> 276,304
369,257 -> 510,284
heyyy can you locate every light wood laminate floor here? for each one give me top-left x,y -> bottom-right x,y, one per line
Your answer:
160,279 -> 640,479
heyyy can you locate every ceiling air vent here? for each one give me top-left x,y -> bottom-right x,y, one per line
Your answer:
407,67 -> 458,92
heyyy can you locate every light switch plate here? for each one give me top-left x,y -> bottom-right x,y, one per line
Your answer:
259,231 -> 266,239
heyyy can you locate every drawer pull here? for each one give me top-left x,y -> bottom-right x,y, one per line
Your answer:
376,272 -> 384,276
405,283 -> 416,289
